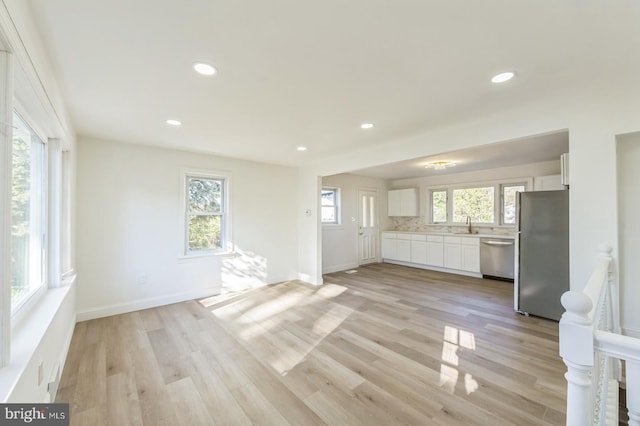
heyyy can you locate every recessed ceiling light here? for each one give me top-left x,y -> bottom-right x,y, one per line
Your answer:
297,146 -> 307,151
491,72 -> 515,83
193,62 -> 217,76
361,123 -> 374,129
166,119 -> 182,126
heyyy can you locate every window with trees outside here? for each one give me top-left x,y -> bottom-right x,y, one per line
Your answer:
321,188 -> 340,224
502,184 -> 526,224
429,179 -> 530,226
11,113 -> 47,311
185,175 -> 227,254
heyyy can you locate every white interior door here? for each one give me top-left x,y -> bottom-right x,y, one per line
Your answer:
358,189 -> 378,265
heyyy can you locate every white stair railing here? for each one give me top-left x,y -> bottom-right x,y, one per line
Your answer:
560,246 -> 640,425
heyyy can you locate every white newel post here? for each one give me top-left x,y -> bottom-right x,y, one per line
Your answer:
628,361 -> 640,426
560,290 -> 595,425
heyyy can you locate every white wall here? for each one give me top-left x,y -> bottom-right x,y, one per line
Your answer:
76,138 -> 299,320
616,132 -> 640,337
321,173 -> 389,274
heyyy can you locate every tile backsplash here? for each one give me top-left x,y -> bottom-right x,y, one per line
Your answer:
390,217 -> 514,236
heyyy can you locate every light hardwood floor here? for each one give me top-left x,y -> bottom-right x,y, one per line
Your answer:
56,263 -> 567,425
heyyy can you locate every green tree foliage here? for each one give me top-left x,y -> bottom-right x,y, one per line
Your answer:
453,187 -> 494,223
187,177 -> 223,250
11,132 -> 30,294
432,190 -> 447,222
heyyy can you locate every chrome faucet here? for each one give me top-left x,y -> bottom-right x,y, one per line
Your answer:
466,216 -> 472,234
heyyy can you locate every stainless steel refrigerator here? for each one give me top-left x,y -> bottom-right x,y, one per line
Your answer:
514,190 -> 569,321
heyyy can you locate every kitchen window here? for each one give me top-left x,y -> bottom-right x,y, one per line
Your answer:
321,187 -> 340,225
452,186 -> 495,223
431,190 -> 447,223
429,179 -> 531,226
502,184 -> 526,224
184,171 -> 230,255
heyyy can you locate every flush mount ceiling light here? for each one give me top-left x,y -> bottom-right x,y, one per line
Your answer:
424,161 -> 457,170
297,146 -> 308,151
360,123 -> 374,129
491,71 -> 515,83
166,119 -> 182,126
193,62 -> 217,76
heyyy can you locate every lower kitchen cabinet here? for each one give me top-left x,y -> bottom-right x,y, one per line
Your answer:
460,239 -> 480,273
382,232 -> 483,276
396,235 -> 412,262
410,234 -> 427,264
426,235 -> 444,267
444,236 -> 462,270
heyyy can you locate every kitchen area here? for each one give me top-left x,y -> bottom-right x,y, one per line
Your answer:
322,132 -> 570,321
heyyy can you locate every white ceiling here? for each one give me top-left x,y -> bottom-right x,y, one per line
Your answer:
352,131 -> 569,180
27,1 -> 640,168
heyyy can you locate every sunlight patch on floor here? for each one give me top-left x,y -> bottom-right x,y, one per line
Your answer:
440,325 -> 479,395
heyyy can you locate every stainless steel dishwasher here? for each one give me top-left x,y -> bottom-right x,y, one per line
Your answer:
480,238 -> 515,280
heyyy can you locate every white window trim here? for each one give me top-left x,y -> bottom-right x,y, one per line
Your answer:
321,187 -> 341,226
179,168 -> 232,259
426,177 -> 533,227
0,50 -> 13,367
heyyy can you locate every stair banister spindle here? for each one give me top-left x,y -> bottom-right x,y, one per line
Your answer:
560,290 -> 595,425
628,361 -> 640,426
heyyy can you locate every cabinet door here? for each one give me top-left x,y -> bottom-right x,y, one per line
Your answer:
381,237 -> 397,260
461,245 -> 480,272
400,188 -> 418,216
444,243 -> 462,270
411,241 -> 427,264
426,242 -> 444,267
387,190 -> 402,216
396,240 -> 411,262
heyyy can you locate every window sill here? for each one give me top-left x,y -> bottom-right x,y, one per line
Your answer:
0,275 -> 76,402
178,250 -> 235,261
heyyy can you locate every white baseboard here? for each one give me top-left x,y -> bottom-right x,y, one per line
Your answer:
297,273 -> 323,286
322,262 -> 359,274
76,288 -> 221,322
622,326 -> 640,339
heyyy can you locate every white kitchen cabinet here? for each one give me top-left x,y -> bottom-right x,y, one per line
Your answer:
387,188 -> 418,217
534,175 -> 563,191
426,235 -> 444,267
444,236 -> 462,270
381,232 -> 480,276
410,234 -> 427,264
460,237 -> 480,273
381,232 -> 397,259
396,234 -> 412,262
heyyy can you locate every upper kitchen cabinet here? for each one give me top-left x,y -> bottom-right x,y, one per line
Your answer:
388,188 -> 418,216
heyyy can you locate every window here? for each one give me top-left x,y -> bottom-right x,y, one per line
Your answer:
321,187 -> 340,224
432,190 -> 447,223
452,186 -> 495,223
502,184 -> 525,224
11,113 -> 47,311
428,179 -> 531,227
185,174 -> 228,254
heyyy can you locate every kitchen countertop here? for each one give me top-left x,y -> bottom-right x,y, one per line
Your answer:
383,230 -> 515,239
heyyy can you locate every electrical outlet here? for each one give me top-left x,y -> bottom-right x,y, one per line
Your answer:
137,274 -> 148,285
